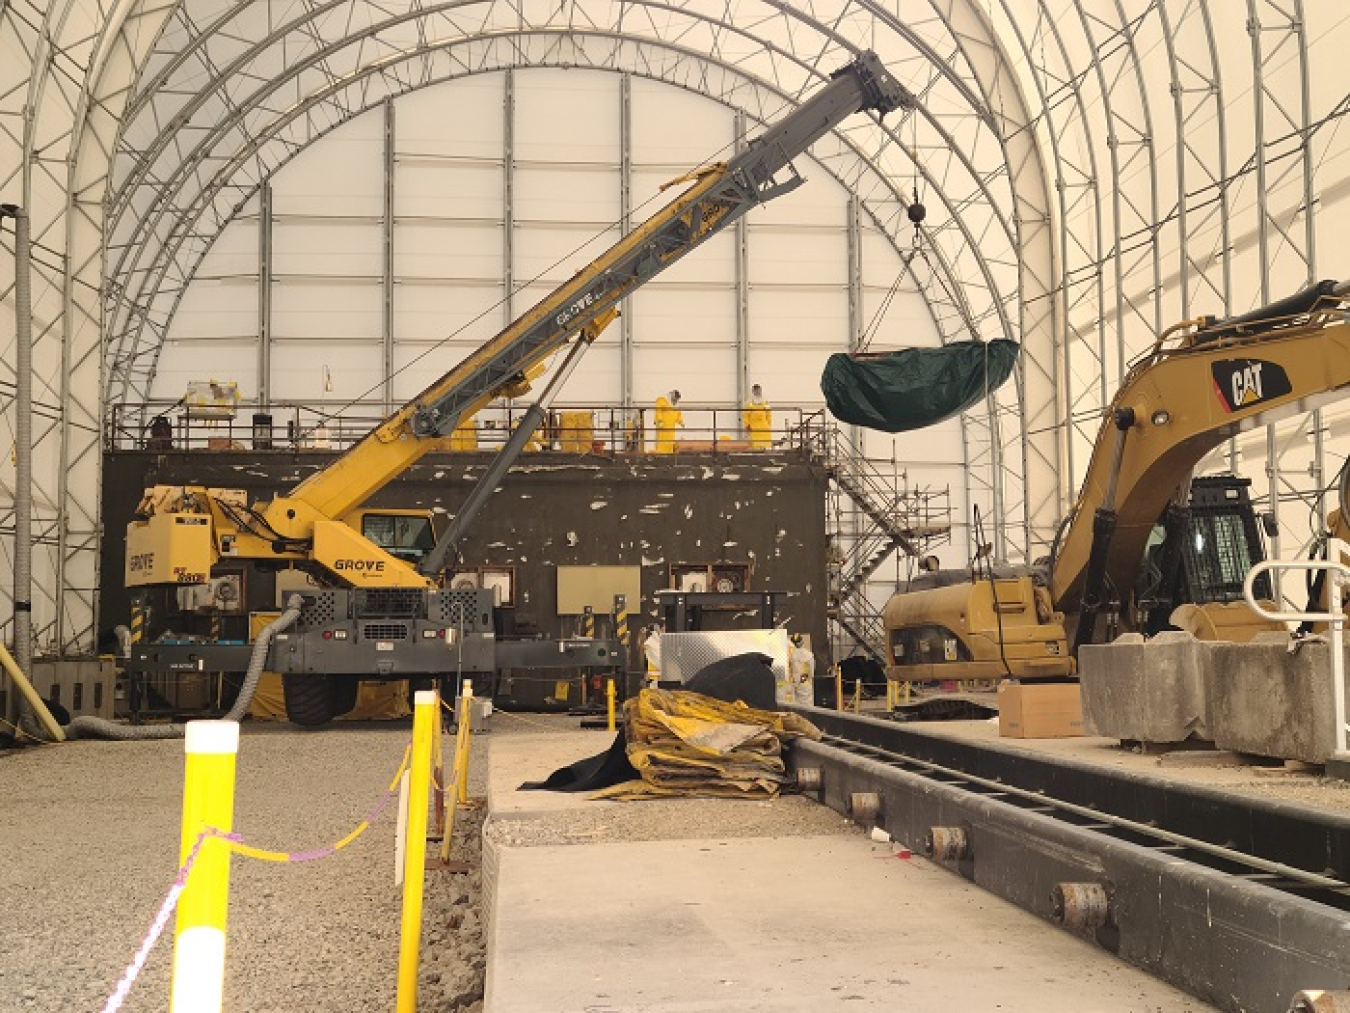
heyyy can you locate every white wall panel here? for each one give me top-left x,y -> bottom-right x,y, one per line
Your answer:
197,215 -> 262,279
748,224 -> 848,287
272,220 -> 383,278
393,282 -> 503,345
269,113 -> 383,218
168,279 -> 260,342
514,165 -> 620,225
512,225 -> 624,282
629,287 -> 735,346
396,222 -> 503,281
397,76 -> 505,157
514,69 -> 620,162
630,344 -> 738,405
748,287 -> 848,349
153,340 -> 260,404
630,77 -> 731,168
396,162 -> 503,221
271,280 -> 381,341
271,341 -> 383,403
752,175 -> 849,229
744,347 -> 831,408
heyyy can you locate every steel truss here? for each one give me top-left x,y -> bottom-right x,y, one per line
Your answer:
0,0 -> 1336,659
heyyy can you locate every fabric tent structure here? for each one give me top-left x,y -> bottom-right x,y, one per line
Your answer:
0,1 -> 1347,664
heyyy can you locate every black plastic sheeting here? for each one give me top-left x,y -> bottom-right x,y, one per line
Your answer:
820,339 -> 1019,433
520,652 -> 778,793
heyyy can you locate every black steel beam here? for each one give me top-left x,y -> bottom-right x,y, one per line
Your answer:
792,729 -> 1350,1013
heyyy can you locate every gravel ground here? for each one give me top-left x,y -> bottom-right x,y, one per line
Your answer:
6,708 -> 1350,1013
0,719 -> 488,1013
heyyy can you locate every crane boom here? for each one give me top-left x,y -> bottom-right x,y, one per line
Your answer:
261,51 -> 910,538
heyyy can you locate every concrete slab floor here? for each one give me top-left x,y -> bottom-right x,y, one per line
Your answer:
482,724 -> 1217,1013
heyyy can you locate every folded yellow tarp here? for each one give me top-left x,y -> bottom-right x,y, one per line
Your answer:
594,688 -> 820,801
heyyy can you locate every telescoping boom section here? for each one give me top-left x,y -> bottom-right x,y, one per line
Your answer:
126,51 -> 910,591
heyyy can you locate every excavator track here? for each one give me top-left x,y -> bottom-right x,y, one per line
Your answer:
790,708 -> 1350,1013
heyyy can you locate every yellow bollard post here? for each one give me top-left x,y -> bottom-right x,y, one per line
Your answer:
170,720 -> 239,1013
396,690 -> 437,1013
606,678 -> 616,732
440,696 -> 469,864
834,664 -> 843,711
853,679 -> 862,714
432,691 -> 445,838
455,680 -> 474,805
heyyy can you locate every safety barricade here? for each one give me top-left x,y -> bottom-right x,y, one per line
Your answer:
98,687 -> 469,1013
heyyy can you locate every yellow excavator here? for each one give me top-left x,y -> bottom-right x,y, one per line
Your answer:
883,280 -> 1350,683
124,51 -> 912,725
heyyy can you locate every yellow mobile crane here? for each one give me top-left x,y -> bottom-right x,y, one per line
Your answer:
883,280 -> 1350,683
125,51 -> 911,725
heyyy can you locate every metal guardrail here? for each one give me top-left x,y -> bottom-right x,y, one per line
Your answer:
1244,538 -> 1350,760
104,400 -> 822,456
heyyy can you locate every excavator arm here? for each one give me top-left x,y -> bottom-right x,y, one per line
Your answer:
1052,281 -> 1350,639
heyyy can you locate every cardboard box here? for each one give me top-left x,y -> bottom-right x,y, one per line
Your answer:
997,681 -> 1083,738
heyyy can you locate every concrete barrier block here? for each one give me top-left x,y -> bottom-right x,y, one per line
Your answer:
1079,631 -> 1210,743
1205,637 -> 1340,764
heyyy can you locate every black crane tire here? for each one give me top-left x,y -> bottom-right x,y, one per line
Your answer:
283,673 -> 336,728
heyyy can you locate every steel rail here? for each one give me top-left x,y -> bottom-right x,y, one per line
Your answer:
820,732 -> 1350,898
791,708 -> 1350,1013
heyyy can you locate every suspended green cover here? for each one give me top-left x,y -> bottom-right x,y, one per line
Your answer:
820,339 -> 1019,433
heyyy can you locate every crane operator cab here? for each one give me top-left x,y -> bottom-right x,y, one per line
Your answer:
349,509 -> 438,568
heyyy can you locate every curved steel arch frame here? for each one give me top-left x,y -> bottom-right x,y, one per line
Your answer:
0,0 -> 1332,656
102,1 -> 1052,558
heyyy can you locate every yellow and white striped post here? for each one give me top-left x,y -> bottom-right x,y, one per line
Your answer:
455,680 -> 474,805
170,720 -> 240,1013
606,678 -> 616,732
440,686 -> 471,862
396,689 -> 437,1013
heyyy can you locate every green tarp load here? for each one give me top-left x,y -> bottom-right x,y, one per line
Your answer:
820,338 -> 1019,433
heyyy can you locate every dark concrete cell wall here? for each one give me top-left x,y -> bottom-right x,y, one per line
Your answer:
101,449 -> 831,666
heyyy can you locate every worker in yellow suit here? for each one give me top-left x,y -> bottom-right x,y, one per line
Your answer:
654,390 -> 683,453
743,383 -> 772,449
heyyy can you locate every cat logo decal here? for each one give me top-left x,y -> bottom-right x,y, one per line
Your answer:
1211,359 -> 1292,413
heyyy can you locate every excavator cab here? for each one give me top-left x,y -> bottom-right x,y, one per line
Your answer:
1134,476 -> 1273,636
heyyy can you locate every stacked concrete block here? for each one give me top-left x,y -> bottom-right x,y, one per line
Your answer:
1079,632 -> 1211,744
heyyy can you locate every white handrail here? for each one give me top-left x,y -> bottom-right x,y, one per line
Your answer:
1243,538 -> 1350,757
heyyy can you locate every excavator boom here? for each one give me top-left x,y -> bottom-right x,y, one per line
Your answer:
1052,284 -> 1350,615
884,282 -> 1350,684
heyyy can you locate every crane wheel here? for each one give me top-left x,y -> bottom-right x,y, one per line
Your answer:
283,673 -> 337,727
